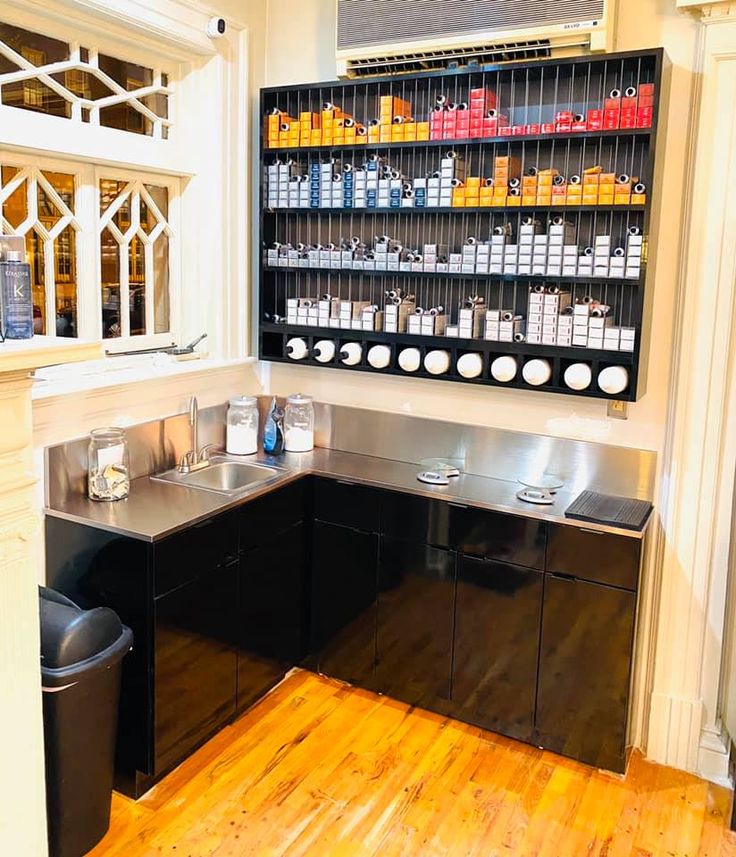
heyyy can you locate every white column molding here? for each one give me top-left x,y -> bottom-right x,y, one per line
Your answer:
647,5 -> 736,781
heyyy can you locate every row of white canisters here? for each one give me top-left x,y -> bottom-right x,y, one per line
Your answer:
226,394 -> 314,454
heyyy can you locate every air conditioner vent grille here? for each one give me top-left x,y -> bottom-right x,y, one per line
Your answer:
345,42 -> 556,77
337,0 -> 605,51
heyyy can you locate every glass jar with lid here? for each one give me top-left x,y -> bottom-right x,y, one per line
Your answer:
226,396 -> 259,455
284,393 -> 314,452
88,428 -> 130,501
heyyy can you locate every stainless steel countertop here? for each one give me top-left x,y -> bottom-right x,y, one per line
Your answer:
45,447 -> 650,542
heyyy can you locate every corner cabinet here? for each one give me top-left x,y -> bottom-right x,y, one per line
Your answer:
45,472 -> 645,796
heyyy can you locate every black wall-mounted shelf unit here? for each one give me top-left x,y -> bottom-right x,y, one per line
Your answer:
258,49 -> 664,401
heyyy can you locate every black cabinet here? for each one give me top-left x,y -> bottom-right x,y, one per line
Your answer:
236,522 -> 307,711
314,477 -> 381,533
239,479 -> 307,552
380,491 -> 451,548
376,536 -> 455,708
451,506 -> 546,570
153,560 -> 238,776
452,556 -> 542,742
535,574 -> 637,773
310,521 -> 378,686
547,524 -> 641,591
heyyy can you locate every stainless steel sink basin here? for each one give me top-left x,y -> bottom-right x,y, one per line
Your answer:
152,459 -> 282,496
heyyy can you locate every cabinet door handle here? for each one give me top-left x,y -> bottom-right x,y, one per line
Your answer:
336,479 -> 357,487
549,571 -> 577,582
578,527 -> 605,535
449,502 -> 468,510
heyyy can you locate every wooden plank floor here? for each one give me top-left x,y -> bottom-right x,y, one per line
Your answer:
90,670 -> 736,857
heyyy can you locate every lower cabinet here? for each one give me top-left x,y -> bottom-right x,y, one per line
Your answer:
535,574 -> 637,773
310,521 -> 378,686
376,537 -> 455,708
236,522 -> 307,712
154,560 -> 238,776
452,556 -> 542,742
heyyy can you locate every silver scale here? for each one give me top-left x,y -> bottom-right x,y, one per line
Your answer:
416,460 -> 564,506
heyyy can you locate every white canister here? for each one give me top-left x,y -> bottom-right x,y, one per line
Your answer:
284,393 -> 314,452
398,347 -> 421,373
456,352 -> 483,379
226,396 -> 259,455
563,362 -> 593,391
367,344 -> 392,369
598,365 -> 629,395
424,349 -> 451,375
490,355 -> 518,383
285,337 -> 308,360
313,339 -> 335,363
340,341 -> 363,366
522,358 -> 552,386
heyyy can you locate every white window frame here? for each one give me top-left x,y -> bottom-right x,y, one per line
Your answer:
0,150 -> 181,351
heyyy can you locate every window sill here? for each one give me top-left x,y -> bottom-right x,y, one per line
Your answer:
32,352 -> 255,401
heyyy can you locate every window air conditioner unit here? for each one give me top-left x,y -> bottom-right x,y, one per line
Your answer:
336,0 -> 616,78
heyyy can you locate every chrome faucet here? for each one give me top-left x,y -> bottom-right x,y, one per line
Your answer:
177,396 -> 220,473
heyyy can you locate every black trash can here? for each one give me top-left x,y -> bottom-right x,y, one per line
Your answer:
39,586 -> 133,857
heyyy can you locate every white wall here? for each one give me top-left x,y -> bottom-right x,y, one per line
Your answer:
260,0 -> 699,458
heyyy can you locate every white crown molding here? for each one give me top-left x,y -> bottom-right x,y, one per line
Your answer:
677,0 -> 736,21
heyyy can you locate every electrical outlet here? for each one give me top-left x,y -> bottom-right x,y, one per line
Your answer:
607,400 -> 629,420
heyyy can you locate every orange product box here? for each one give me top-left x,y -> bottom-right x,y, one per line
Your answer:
631,193 -> 646,205
322,118 -> 334,130
417,132 -> 430,141
583,165 -> 602,174
551,189 -> 567,200
598,195 -> 614,206
379,131 -> 392,142
491,197 -> 507,207
582,174 -> 599,185
615,194 -> 631,204
493,186 -> 508,198
311,130 -> 321,144
599,173 -> 616,184
344,129 -> 356,143
453,198 -> 466,208
494,155 -> 511,166
615,181 -> 632,193
479,186 -> 494,199
522,176 -> 537,189
522,195 -> 537,206
536,195 -> 552,206
334,118 -> 345,129
368,131 -> 380,144
582,194 -> 599,205
537,174 -> 553,187
321,134 -> 333,145
537,168 -> 558,177
507,195 -> 521,207
417,122 -> 430,134
466,177 -> 482,189
480,197 -> 493,207
403,123 -> 417,141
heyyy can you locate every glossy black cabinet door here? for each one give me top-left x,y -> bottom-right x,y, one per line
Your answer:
450,506 -> 546,570
310,521 -> 378,686
452,557 -> 542,742
313,477 -> 382,533
376,537 -> 455,707
380,491 -> 451,548
547,524 -> 641,591
239,479 -> 307,552
536,574 -> 636,773
237,522 -> 307,711
154,561 -> 238,776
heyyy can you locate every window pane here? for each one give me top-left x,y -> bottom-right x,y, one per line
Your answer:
98,55 -> 155,137
1,165 -> 27,229
128,239 -> 145,336
153,233 -> 170,333
100,227 -> 121,339
0,24 -> 70,118
29,228 -> 46,334
54,224 -> 77,337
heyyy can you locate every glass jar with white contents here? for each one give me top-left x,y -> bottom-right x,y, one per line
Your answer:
284,393 -> 314,452
88,428 -> 130,501
226,396 -> 259,455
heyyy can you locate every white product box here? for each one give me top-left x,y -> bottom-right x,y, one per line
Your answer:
620,338 -> 635,351
620,327 -> 636,341
541,334 -> 557,345
445,325 -> 459,338
527,332 -> 542,344
572,334 -> 588,347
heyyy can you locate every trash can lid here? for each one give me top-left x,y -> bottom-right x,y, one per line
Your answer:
39,586 -> 124,669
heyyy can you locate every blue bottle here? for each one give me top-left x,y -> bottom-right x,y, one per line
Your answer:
262,398 -> 285,455
0,250 -> 34,339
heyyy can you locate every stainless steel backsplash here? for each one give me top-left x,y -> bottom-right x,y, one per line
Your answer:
46,399 -> 656,507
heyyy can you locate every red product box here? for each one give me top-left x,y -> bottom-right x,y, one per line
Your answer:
638,95 -> 654,108
555,123 -> 572,133
442,129 -> 457,139
587,119 -> 602,131
541,122 -> 555,134
430,130 -> 443,140
636,115 -> 652,128
571,120 -> 587,132
604,97 -> 621,111
481,122 -> 498,137
621,97 -> 638,110
511,125 -> 526,136
555,110 -> 574,122
620,109 -> 637,120
587,109 -> 603,120
499,126 -> 512,136
525,123 -> 541,135
619,118 -> 637,129
638,83 -> 655,97
603,119 -> 620,130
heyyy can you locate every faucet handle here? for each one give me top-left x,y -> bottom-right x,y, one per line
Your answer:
199,443 -> 222,462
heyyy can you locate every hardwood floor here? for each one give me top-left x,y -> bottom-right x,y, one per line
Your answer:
91,670 -> 736,857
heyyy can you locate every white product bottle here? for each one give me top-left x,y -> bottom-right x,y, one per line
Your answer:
226,396 -> 259,455
285,337 -> 308,360
313,340 -> 335,363
598,365 -> 629,395
398,347 -> 421,373
564,362 -> 592,391
522,358 -> 552,386
456,352 -> 483,379
490,355 -> 517,382
340,342 -> 363,366
367,344 -> 392,369
424,350 -> 451,375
